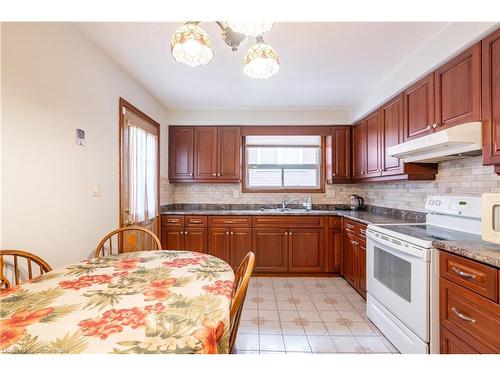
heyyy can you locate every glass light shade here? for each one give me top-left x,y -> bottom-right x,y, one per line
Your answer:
226,22 -> 274,37
243,42 -> 280,79
171,23 -> 214,67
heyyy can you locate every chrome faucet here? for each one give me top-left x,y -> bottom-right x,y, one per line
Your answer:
282,198 -> 299,210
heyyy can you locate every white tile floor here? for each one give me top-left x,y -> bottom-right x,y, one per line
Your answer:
233,276 -> 399,354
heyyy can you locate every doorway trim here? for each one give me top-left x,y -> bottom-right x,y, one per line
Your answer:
118,97 -> 161,230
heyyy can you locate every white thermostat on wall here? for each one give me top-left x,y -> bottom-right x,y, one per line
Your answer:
76,128 -> 85,146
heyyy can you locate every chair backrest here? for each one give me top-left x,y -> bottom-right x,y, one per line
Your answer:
94,226 -> 162,257
229,251 -> 255,353
0,250 -> 52,289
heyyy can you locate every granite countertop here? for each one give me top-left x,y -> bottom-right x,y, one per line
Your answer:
433,240 -> 500,268
160,204 -> 425,225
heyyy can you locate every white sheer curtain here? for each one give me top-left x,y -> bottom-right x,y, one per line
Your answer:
129,122 -> 157,223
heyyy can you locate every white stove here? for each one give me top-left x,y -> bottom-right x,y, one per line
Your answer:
365,196 -> 482,354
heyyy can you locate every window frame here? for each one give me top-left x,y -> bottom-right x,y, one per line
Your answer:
242,136 -> 326,193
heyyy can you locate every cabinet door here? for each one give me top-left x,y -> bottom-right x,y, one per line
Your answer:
217,127 -> 241,181
440,326 -> 480,354
184,228 -> 207,254
327,126 -> 351,182
253,228 -> 288,273
230,228 -> 252,269
194,127 -> 218,180
326,228 -> 343,274
208,228 -> 231,264
403,73 -> 435,140
342,232 -> 358,286
168,127 -> 194,181
358,243 -> 366,295
288,228 -> 324,273
161,228 -> 184,250
381,94 -> 404,175
482,28 -> 500,166
435,43 -> 481,130
365,111 -> 382,177
352,121 -> 367,179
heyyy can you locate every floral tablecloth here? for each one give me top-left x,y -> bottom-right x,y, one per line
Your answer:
0,250 -> 234,354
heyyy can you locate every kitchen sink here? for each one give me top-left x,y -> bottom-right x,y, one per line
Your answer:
259,207 -> 309,213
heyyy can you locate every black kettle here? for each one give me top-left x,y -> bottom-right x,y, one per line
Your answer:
349,195 -> 364,210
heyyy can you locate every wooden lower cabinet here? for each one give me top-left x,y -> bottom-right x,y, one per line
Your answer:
289,228 -> 324,273
208,228 -> 232,265
343,232 -> 357,285
184,228 -> 207,254
358,242 -> 366,295
253,228 -> 288,273
230,228 -> 252,269
439,250 -> 500,353
162,228 -> 184,250
342,219 -> 367,298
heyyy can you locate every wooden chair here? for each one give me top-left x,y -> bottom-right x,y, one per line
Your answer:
229,251 -> 255,353
94,226 -> 162,258
0,250 -> 52,289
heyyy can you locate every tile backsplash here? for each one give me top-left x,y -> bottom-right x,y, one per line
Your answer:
161,156 -> 500,212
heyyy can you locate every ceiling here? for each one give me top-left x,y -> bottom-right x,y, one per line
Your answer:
76,22 -> 451,110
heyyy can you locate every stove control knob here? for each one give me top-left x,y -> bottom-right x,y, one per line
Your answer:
428,199 -> 435,205
435,200 -> 441,206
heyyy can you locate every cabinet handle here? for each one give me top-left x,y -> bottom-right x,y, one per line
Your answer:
230,232 -> 234,235
289,231 -> 292,235
212,173 -> 217,176
432,123 -> 438,129
451,307 -> 476,324
168,219 -> 179,223
451,267 -> 476,280
346,224 -> 355,229
332,173 -> 336,177
217,173 -> 221,176
224,220 -> 234,224
426,125 -> 431,130
226,232 -> 229,235
190,220 -> 202,224
284,232 -> 288,235
189,173 -> 193,177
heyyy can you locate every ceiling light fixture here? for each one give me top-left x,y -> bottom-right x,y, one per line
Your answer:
226,22 -> 274,37
170,22 -> 279,79
171,22 -> 214,67
243,36 -> 280,79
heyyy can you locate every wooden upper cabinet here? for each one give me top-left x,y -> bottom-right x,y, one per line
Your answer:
482,28 -> 500,167
365,111 -> 382,177
169,126 -> 241,182
168,127 -> 194,181
380,94 -> 404,175
194,127 -> 218,180
217,127 -> 241,181
435,43 -> 481,130
403,73 -> 435,140
326,126 -> 351,183
352,121 -> 367,179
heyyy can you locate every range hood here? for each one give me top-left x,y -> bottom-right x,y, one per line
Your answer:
387,122 -> 482,163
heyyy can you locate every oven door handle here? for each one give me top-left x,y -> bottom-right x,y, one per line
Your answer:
367,231 -> 427,260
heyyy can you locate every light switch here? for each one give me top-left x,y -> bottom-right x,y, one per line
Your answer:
92,184 -> 102,197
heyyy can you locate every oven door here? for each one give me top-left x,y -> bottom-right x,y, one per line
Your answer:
366,230 -> 430,341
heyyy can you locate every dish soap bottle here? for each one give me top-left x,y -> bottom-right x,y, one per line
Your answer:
304,196 -> 312,211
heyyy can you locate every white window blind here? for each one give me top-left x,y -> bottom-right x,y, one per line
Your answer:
245,136 -> 321,189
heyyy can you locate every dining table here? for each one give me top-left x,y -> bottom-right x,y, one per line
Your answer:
0,250 -> 235,354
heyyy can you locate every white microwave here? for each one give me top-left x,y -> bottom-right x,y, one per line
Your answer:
482,193 -> 500,244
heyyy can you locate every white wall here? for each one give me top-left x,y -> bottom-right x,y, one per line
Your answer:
166,108 -> 351,126
351,22 -> 498,122
1,23 -> 169,268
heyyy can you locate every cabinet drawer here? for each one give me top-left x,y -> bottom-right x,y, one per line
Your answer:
253,216 -> 324,228
185,215 -> 208,227
209,216 -> 251,227
329,217 -> 342,229
161,215 -> 184,227
440,277 -> 500,352
440,325 -> 479,354
343,219 -> 366,238
440,252 -> 498,301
